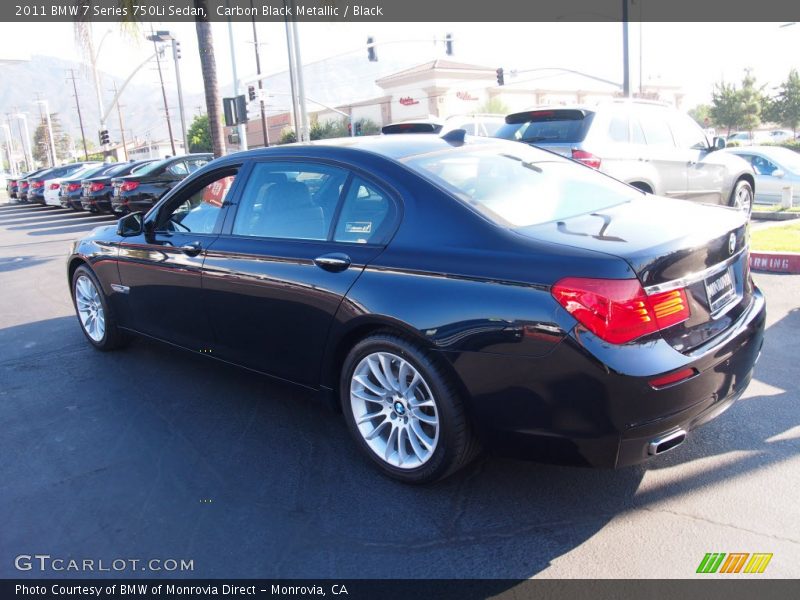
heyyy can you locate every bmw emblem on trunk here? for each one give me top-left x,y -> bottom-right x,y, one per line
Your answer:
728,233 -> 736,255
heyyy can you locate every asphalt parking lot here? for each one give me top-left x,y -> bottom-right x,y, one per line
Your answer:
1,197 -> 798,580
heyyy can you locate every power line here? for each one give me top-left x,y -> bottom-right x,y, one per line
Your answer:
67,69 -> 89,160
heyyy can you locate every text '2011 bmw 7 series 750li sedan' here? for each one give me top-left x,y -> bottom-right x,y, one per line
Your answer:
67,133 -> 765,483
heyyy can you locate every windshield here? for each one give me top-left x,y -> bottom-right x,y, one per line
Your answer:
767,149 -> 800,173
404,144 -> 641,227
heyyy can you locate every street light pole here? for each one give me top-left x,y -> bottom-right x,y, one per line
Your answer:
250,3 -> 270,146
149,29 -> 177,156
14,113 -> 33,171
225,6 -> 248,151
171,39 -> 188,153
284,12 -> 301,142
290,15 -> 310,142
35,100 -> 57,167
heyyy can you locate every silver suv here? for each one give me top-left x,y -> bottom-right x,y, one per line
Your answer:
494,100 -> 755,212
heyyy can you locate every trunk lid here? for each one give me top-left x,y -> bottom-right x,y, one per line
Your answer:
520,197 -> 752,352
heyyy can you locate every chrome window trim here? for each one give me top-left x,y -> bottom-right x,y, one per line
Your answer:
643,246 -> 746,296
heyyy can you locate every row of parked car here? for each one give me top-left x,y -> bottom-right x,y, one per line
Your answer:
6,153 -> 213,214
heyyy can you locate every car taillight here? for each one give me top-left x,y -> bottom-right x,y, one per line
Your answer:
551,277 -> 690,344
32,181 -> 44,189
571,149 -> 602,169
120,181 -> 139,192
68,183 -> 81,192
21,182 -> 28,188
50,183 -> 60,190
89,182 -> 105,192
649,367 -> 697,389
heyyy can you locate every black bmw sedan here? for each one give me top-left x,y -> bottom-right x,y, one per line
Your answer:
79,159 -> 157,213
60,163 -> 124,210
67,135 -> 765,483
109,153 -> 212,215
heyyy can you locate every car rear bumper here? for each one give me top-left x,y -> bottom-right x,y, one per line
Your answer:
442,287 -> 766,468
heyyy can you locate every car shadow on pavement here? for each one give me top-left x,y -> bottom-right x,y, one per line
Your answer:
0,308 -> 795,582
0,256 -> 55,273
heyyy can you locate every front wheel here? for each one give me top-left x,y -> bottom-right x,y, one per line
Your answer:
730,179 -> 753,215
71,265 -> 130,351
340,333 -> 479,484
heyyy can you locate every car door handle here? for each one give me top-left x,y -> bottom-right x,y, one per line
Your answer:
314,253 -> 351,272
180,241 -> 203,257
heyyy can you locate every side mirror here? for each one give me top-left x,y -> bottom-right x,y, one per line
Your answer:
117,211 -> 144,237
712,136 -> 727,150
772,169 -> 785,178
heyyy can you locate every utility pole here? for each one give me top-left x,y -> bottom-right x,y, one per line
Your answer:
290,8 -> 310,141
622,0 -> 630,97
67,69 -> 89,160
111,81 -> 128,160
149,27 -> 177,155
250,1 -> 269,146
284,13 -> 301,142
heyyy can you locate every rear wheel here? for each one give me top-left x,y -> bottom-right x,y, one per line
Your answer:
730,179 -> 753,215
340,333 -> 479,483
71,265 -> 130,351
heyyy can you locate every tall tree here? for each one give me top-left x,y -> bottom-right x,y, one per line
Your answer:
709,81 -> 742,136
772,69 -> 800,136
187,114 -> 212,153
33,113 -> 71,165
739,69 -> 764,134
195,1 -> 226,158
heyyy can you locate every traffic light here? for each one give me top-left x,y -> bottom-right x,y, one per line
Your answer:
173,40 -> 181,59
367,36 -> 377,62
496,67 -> 505,86
99,129 -> 110,145
248,85 -> 256,102
355,121 -> 363,136
235,95 -> 248,124
445,33 -> 453,56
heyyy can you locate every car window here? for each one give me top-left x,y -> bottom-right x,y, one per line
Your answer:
639,114 -> 675,147
607,114 -> 630,143
405,145 -> 640,227
334,177 -> 394,244
669,114 -> 708,150
158,169 -> 238,234
167,161 -> 189,176
631,117 -> 646,144
747,155 -> 780,176
187,158 -> 210,172
232,162 -> 348,241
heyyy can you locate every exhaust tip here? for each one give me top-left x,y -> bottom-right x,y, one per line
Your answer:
648,429 -> 687,456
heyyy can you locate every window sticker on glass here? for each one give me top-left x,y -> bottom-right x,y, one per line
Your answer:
345,221 -> 372,234
201,175 -> 235,207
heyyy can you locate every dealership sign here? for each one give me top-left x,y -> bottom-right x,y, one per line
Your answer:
399,97 -> 419,106
457,91 -> 478,101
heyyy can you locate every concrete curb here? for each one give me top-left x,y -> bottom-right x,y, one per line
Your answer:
752,211 -> 800,221
750,251 -> 800,274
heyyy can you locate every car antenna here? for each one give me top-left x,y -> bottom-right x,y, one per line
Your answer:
441,128 -> 467,145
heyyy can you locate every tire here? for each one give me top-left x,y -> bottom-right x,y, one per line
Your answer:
729,179 -> 753,215
71,265 -> 130,351
340,333 -> 480,484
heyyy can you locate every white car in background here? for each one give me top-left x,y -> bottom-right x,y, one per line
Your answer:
43,162 -> 101,206
726,145 -> 800,205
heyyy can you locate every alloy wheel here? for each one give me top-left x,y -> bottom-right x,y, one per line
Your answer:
350,352 -> 440,469
75,275 -> 105,342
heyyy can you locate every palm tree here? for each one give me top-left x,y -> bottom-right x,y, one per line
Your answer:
195,1 -> 226,158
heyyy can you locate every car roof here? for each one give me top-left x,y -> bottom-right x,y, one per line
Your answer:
223,134 -> 526,162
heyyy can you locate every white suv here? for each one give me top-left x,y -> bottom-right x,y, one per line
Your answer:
494,100 -> 756,212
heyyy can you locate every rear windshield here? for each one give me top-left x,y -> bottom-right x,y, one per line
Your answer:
495,110 -> 594,144
404,143 -> 640,227
131,158 -> 170,176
